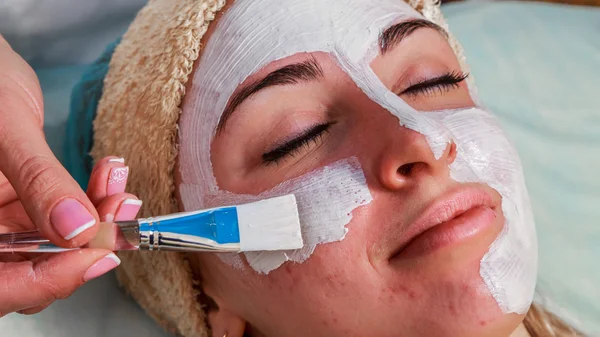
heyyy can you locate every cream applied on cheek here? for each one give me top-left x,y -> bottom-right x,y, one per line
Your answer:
180,157 -> 372,274
178,0 -> 537,314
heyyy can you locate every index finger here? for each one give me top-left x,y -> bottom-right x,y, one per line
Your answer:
0,36 -> 99,247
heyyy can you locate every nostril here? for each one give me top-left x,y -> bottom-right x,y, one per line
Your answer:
447,142 -> 457,164
397,163 -> 414,176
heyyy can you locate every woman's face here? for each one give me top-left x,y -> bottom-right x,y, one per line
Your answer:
179,2 -> 529,337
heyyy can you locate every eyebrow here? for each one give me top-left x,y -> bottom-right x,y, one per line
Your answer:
216,57 -> 324,132
216,19 -> 445,132
379,19 -> 447,54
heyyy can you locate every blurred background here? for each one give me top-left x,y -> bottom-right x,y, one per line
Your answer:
0,0 -> 599,336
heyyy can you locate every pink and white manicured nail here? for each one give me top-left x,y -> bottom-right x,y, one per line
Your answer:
107,166 -> 129,196
114,199 -> 143,221
107,158 -> 125,164
83,253 -> 121,282
50,198 -> 97,240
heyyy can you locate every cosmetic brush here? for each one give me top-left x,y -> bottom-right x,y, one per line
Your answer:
0,194 -> 303,253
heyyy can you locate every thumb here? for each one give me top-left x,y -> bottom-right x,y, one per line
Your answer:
0,35 -> 99,247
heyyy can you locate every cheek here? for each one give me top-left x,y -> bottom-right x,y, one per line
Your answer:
248,223 -> 382,332
230,206 -> 376,308
230,175 -> 395,301
263,226 -> 371,298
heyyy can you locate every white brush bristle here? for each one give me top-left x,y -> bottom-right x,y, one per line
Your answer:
236,194 -> 303,252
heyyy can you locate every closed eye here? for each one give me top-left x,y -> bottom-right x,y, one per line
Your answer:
260,72 -> 467,165
400,71 -> 469,97
262,122 -> 333,165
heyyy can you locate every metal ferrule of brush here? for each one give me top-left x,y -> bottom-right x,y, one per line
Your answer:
135,217 -> 241,252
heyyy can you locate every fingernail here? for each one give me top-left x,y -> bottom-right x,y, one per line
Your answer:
50,198 -> 96,240
115,199 -> 142,221
108,158 -> 125,163
107,166 -> 129,196
102,213 -> 115,222
83,253 -> 121,282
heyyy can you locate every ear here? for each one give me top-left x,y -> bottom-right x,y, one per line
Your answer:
208,306 -> 247,337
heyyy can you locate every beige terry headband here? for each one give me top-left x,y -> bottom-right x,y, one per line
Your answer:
91,0 -> 470,335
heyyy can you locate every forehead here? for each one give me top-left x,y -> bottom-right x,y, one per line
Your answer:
210,0 -> 421,49
196,0 -> 422,98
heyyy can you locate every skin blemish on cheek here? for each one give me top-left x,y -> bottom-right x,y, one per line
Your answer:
380,283 -> 421,304
448,302 -> 458,317
321,273 -> 348,299
286,273 -> 301,294
399,285 -> 419,300
378,287 -> 394,303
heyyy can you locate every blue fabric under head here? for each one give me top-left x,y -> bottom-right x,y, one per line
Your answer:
64,38 -> 120,190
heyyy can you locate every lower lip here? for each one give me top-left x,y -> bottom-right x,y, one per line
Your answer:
399,206 -> 497,259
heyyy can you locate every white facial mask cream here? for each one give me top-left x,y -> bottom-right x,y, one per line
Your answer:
181,157 -> 372,274
178,0 -> 537,314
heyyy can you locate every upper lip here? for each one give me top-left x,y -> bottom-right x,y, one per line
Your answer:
389,185 -> 497,259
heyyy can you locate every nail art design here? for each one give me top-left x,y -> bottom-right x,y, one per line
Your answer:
108,167 -> 129,185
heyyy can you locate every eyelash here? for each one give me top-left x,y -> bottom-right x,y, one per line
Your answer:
261,71 -> 468,165
401,71 -> 469,97
262,122 -> 333,165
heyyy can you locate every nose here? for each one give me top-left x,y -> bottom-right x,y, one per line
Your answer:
377,128 -> 457,191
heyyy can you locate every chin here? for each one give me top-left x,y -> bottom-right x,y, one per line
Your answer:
383,215 -> 527,336
396,267 -> 528,337
450,302 -> 527,337
433,313 -> 526,337
437,275 -> 527,337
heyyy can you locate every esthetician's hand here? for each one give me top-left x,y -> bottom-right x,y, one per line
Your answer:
0,36 -> 140,316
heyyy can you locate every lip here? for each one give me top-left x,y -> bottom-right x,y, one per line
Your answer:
390,185 -> 499,260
